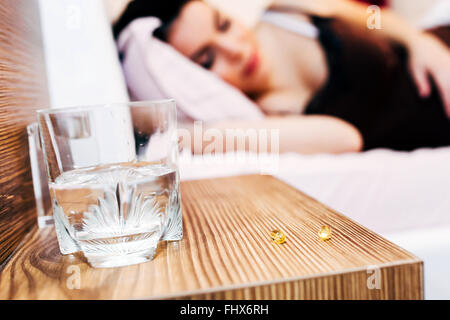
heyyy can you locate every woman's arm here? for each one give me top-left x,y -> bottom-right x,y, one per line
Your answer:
180,115 -> 363,154
269,0 -> 450,116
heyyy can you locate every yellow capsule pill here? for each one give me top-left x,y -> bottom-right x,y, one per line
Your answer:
318,225 -> 332,241
271,230 -> 286,244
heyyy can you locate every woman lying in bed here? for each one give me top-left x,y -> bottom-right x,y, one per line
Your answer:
114,0 -> 450,154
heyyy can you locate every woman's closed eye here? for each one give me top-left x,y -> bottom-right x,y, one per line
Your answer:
218,16 -> 231,32
196,47 -> 215,70
191,12 -> 232,70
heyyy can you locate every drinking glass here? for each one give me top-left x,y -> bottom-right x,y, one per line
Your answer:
37,100 -> 182,268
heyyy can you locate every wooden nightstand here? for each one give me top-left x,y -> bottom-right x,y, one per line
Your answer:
0,175 -> 423,299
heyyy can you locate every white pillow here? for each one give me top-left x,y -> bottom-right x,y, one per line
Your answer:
117,17 -> 264,122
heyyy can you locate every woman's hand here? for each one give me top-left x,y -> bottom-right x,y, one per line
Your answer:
408,33 -> 450,117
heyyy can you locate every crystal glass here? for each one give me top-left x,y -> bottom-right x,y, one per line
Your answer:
37,100 -> 182,268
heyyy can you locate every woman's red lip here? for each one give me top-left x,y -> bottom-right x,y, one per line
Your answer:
243,52 -> 259,77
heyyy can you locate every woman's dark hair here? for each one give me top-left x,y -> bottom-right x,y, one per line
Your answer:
113,0 -> 191,40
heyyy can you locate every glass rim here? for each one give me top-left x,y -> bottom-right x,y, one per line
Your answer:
36,99 -> 176,115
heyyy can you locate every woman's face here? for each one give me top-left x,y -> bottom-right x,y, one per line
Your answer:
167,1 -> 270,95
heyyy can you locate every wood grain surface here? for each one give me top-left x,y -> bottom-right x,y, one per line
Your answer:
0,175 -> 423,299
0,0 -> 50,265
